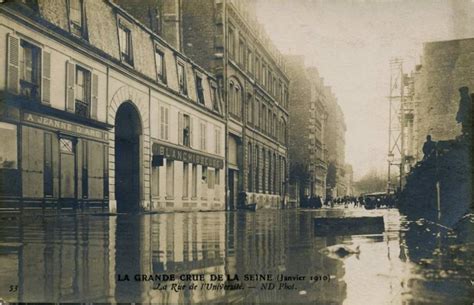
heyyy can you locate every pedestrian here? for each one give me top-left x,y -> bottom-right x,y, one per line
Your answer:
422,135 -> 436,160
456,86 -> 472,136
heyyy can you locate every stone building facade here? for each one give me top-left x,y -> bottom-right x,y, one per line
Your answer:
285,56 -> 327,202
0,0 -> 226,212
323,86 -> 347,198
180,0 -> 290,209
409,38 -> 474,163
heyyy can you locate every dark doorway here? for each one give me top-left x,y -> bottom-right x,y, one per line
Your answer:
115,102 -> 142,213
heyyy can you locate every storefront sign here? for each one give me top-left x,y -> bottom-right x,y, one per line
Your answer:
23,112 -> 107,140
153,143 -> 224,169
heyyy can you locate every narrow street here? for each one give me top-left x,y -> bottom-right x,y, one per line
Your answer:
0,207 -> 472,304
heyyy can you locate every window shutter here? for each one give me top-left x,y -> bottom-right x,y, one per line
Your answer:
91,73 -> 99,119
42,51 -> 51,105
165,108 -> 169,140
190,116 -> 194,148
160,106 -> 164,139
178,112 -> 183,145
66,61 -> 75,112
7,34 -> 20,94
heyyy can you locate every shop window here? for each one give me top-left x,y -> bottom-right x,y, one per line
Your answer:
183,163 -> 189,198
177,62 -> 187,95
75,66 -> 91,118
118,21 -> 133,65
201,166 -> 208,184
68,0 -> 87,38
208,168 -> 215,189
166,160 -> 174,198
191,164 -> 197,198
151,164 -> 160,197
154,46 -> 166,83
20,40 -> 41,100
0,123 -> 18,169
196,74 -> 204,104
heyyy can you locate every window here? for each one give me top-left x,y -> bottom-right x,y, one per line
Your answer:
59,138 -> 74,153
200,122 -> 207,151
0,123 -> 17,169
177,62 -> 187,95
191,164 -> 197,198
119,22 -> 132,65
247,94 -> 252,124
202,166 -> 208,184
262,64 -> 266,87
183,163 -> 189,198
152,165 -> 160,197
228,26 -> 235,58
20,40 -> 41,100
254,99 -> 260,128
239,39 -> 245,65
183,114 -> 190,147
68,0 -> 86,38
214,127 -> 221,155
154,47 -> 166,83
247,49 -> 253,73
166,160 -> 174,197
267,109 -> 271,134
75,66 -> 91,118
234,85 -> 240,117
261,104 -> 266,131
196,74 -> 204,104
255,57 -> 260,80
215,169 -> 220,186
160,105 -> 169,140
210,84 -> 219,112
208,168 -> 215,189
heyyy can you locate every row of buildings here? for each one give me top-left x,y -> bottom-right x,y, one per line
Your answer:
285,56 -> 351,204
0,0 -> 347,212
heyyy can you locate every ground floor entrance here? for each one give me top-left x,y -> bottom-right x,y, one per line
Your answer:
115,102 -> 142,213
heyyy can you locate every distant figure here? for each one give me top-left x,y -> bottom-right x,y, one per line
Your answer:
422,135 -> 436,160
456,87 -> 472,136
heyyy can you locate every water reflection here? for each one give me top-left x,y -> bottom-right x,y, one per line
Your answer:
0,209 -> 472,304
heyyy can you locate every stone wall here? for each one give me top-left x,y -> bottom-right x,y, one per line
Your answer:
414,38 -> 474,160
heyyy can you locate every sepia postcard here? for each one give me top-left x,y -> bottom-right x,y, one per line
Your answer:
0,0 -> 472,304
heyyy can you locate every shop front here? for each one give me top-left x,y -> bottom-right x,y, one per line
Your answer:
0,107 -> 109,209
151,142 -> 225,211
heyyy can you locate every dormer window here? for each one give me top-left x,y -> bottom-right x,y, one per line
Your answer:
118,22 -> 133,65
196,74 -> 204,104
154,46 -> 166,83
177,62 -> 187,95
68,0 -> 86,38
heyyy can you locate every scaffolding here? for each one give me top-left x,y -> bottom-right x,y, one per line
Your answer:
387,58 -> 404,194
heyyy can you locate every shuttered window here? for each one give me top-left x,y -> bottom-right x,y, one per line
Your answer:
160,106 -> 169,140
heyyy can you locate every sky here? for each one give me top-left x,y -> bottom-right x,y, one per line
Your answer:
256,0 -> 474,179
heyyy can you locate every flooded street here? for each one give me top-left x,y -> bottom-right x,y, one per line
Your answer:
0,208 -> 472,304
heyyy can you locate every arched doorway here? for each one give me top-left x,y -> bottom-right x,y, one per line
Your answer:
115,102 -> 142,213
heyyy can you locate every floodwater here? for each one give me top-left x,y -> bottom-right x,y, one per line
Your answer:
0,208 -> 472,304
